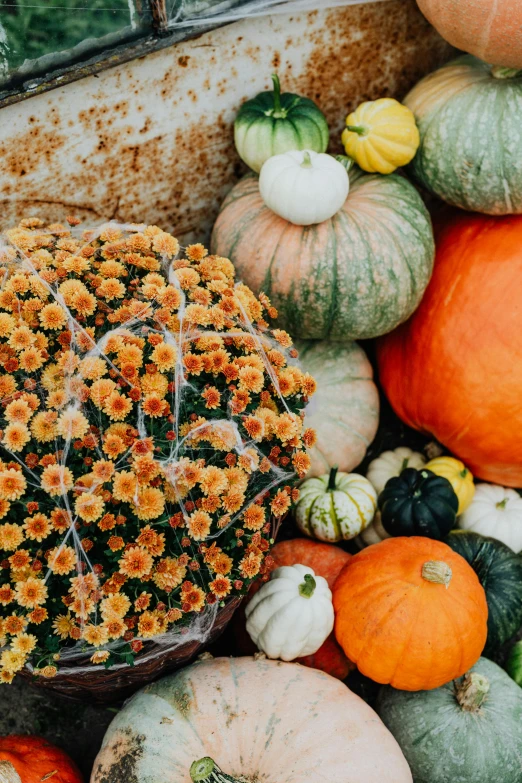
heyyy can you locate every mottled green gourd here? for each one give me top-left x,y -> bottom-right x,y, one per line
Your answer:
377,657 -> 522,783
404,55 -> 522,214
445,530 -> 522,655
211,169 -> 435,341
296,467 -> 377,542
234,74 -> 329,174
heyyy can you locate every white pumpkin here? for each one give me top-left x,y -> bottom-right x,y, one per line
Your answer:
354,512 -> 390,549
259,149 -> 349,225
458,484 -> 522,553
245,564 -> 334,660
366,447 -> 426,493
295,467 -> 377,542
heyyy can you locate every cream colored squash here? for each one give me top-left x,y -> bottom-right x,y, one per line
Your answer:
458,484 -> 522,553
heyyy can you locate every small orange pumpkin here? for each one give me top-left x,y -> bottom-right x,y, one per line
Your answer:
0,736 -> 82,783
233,538 -> 353,679
333,537 -> 488,691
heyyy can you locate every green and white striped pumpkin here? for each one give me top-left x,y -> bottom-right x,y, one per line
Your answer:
405,55 -> 522,214
297,340 -> 379,478
296,467 -> 377,543
211,168 -> 435,341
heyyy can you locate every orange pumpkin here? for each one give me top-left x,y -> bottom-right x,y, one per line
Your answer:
376,211 -> 522,487
233,538 -> 353,679
0,736 -> 82,783
416,0 -> 522,69
333,537 -> 488,691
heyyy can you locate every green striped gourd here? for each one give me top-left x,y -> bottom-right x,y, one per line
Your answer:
296,467 -> 377,542
211,168 -> 434,341
405,56 -> 522,214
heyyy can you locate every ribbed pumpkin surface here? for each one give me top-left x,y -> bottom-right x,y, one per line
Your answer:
405,56 -> 522,214
297,340 -> 379,477
376,210 -> 522,486
92,657 -> 412,783
211,170 -> 434,341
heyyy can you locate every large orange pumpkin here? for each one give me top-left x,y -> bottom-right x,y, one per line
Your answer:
415,0 -> 522,69
233,538 -> 353,679
0,736 -> 82,783
376,211 -> 522,486
333,537 -> 488,691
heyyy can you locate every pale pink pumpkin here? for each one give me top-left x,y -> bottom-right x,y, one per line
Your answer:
91,657 -> 412,783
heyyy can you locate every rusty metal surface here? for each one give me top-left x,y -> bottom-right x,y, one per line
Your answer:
0,0 -> 454,244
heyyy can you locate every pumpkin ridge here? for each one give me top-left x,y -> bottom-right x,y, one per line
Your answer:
324,212 -> 339,339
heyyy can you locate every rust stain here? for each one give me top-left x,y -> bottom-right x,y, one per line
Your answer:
0,0 -> 453,243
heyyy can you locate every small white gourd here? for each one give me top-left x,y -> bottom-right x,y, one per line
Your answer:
458,483 -> 522,553
366,447 -> 426,494
245,564 -> 334,661
259,149 -> 349,225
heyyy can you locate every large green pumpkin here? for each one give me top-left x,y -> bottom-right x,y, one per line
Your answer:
405,56 -> 522,214
211,169 -> 434,341
445,530 -> 522,655
377,657 -> 522,783
296,340 -> 379,477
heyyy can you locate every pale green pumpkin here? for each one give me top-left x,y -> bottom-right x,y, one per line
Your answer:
210,168 -> 434,341
405,55 -> 522,214
377,657 -> 522,783
296,467 -> 377,542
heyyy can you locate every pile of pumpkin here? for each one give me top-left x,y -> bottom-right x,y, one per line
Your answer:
5,5 -> 522,782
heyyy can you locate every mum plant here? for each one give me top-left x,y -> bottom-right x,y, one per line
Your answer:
0,217 -> 315,683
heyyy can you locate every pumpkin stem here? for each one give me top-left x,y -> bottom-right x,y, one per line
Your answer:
496,498 -> 509,510
271,73 -> 284,117
399,458 -> 410,473
327,465 -> 339,491
0,761 -> 22,783
298,573 -> 316,598
459,468 -> 468,478
345,124 -> 367,136
335,154 -> 355,173
190,758 -> 245,783
491,65 -> 522,79
455,672 -> 490,712
421,560 -> 452,588
300,151 -> 313,168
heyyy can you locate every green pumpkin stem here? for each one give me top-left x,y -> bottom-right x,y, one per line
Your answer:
496,498 -> 509,510
491,65 -> 522,79
421,560 -> 452,588
190,758 -> 245,783
345,124 -> 367,136
455,672 -> 490,712
300,151 -> 313,168
328,465 -> 339,491
271,73 -> 283,116
298,573 -> 316,598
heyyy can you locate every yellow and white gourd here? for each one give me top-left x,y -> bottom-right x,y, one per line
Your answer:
245,564 -> 334,660
425,456 -> 475,514
458,484 -> 522,553
295,467 -> 377,542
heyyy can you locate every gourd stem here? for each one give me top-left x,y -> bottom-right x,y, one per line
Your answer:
328,465 -> 339,491
400,458 -> 409,473
190,758 -> 244,783
491,65 -> 522,79
496,498 -> 508,509
298,573 -> 316,598
0,761 -> 22,783
455,672 -> 490,712
345,124 -> 367,135
300,151 -> 313,168
271,73 -> 283,115
421,560 -> 452,588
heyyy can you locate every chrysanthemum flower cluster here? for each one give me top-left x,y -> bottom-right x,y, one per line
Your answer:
0,217 -> 316,683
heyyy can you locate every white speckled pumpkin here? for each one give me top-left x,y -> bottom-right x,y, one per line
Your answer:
405,55 -> 522,214
91,657 -> 413,783
458,484 -> 522,553
211,168 -> 434,341
296,468 -> 377,542
297,340 -> 379,477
